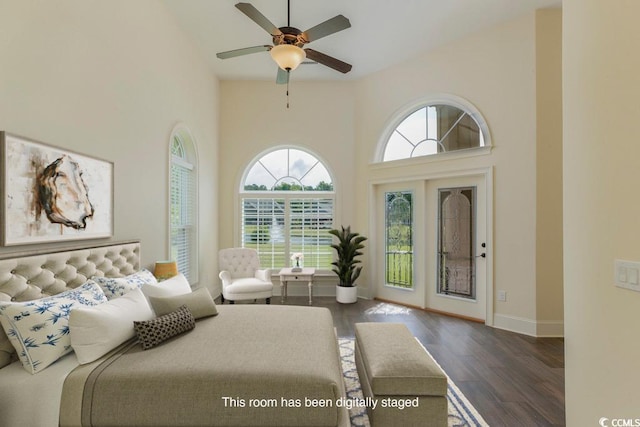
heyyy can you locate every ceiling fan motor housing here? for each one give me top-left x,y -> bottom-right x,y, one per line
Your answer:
273,27 -> 307,47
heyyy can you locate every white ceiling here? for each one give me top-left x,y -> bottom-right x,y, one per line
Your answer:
162,0 -> 561,83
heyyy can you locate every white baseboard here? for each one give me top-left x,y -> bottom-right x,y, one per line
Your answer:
274,283 -> 336,297
493,314 -> 537,336
274,284 -> 373,300
535,320 -> 565,337
270,286 -> 565,337
493,314 -> 564,337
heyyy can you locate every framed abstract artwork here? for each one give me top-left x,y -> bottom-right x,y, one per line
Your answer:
0,132 -> 113,246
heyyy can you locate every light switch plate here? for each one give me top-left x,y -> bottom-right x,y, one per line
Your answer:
614,260 -> 640,292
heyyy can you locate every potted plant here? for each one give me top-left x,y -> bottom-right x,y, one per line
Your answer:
329,225 -> 367,304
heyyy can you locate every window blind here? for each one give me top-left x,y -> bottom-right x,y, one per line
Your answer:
170,157 -> 196,282
290,198 -> 333,269
241,197 -> 333,270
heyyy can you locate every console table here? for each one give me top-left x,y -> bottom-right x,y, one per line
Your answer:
278,268 -> 316,305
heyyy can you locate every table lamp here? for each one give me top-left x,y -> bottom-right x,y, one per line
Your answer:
154,260 -> 178,281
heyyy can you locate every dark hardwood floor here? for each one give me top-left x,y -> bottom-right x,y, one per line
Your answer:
264,296 -> 566,427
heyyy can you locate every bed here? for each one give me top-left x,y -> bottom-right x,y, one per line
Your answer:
0,241 -> 348,427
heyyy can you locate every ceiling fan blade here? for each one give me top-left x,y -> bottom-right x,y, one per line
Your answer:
235,3 -> 283,36
216,45 -> 271,59
301,15 -> 351,43
304,49 -> 352,73
276,67 -> 289,85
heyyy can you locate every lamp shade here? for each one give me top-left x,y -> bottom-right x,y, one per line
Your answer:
270,44 -> 306,71
154,260 -> 178,281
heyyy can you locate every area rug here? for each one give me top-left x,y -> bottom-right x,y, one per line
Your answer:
338,338 -> 489,427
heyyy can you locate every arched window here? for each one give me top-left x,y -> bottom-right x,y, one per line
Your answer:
240,147 -> 335,270
169,126 -> 198,283
381,97 -> 490,162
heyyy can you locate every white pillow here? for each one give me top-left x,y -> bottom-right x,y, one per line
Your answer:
141,273 -> 191,299
0,281 -> 107,374
91,269 -> 157,300
69,288 -> 154,364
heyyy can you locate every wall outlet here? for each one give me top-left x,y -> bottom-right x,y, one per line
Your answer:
497,290 -> 507,302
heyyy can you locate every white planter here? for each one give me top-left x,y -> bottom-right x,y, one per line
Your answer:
336,285 -> 358,304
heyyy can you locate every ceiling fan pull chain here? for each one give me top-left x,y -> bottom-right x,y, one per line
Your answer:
286,71 -> 290,108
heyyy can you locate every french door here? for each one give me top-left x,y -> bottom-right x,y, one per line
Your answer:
426,175 -> 487,321
375,181 -> 424,308
374,173 -> 489,321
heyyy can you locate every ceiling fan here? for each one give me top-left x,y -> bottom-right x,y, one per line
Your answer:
216,1 -> 352,84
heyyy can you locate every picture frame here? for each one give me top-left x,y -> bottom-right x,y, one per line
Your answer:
0,132 -> 113,246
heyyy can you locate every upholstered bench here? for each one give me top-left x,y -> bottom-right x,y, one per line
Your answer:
354,322 -> 448,427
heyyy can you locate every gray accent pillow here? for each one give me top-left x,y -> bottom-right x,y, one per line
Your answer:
148,287 -> 218,319
133,305 -> 195,350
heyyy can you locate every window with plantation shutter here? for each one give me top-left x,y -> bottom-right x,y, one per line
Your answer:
290,198 -> 334,268
169,129 -> 198,283
240,148 -> 335,271
242,198 -> 286,268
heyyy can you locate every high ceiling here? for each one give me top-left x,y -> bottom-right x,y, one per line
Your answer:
162,0 -> 561,82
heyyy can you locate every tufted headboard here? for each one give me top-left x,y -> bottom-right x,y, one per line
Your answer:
0,240 -> 141,368
0,240 -> 141,303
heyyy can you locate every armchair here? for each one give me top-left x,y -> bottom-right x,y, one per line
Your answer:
218,248 -> 273,304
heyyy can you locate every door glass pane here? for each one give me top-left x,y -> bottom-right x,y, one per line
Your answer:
437,187 -> 476,299
385,191 -> 413,289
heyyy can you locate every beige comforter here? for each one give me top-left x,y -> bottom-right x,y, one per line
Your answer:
60,305 -> 349,427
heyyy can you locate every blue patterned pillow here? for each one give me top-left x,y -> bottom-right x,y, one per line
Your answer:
91,269 -> 157,299
0,281 -> 107,374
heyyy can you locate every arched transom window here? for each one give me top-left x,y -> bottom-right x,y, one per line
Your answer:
241,148 -> 335,270
244,148 -> 333,191
383,103 -> 487,162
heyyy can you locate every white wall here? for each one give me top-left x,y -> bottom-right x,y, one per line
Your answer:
564,0 -> 640,423
355,12 -> 561,334
535,9 -> 564,336
0,0 -> 219,292
218,81 -> 356,294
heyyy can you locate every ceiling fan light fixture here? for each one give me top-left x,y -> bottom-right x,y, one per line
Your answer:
270,44 -> 306,71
